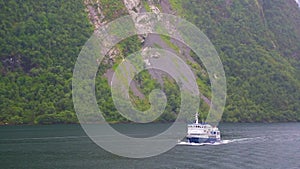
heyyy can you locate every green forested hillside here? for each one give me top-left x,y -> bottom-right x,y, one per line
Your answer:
171,0 -> 300,122
0,0 -> 93,124
0,0 -> 300,124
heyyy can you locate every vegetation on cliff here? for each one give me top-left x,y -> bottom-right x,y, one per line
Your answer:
1,0 -> 300,124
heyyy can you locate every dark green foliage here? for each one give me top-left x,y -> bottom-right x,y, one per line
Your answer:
0,0 -> 93,124
98,0 -> 128,21
1,0 -> 300,125
170,0 -> 300,122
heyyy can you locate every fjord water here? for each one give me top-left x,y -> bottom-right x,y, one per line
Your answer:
0,123 -> 299,169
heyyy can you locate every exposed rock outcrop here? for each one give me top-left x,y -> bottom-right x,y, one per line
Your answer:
84,0 -> 106,30
123,0 -> 142,16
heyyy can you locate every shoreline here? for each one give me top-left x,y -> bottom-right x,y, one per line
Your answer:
1,121 -> 299,127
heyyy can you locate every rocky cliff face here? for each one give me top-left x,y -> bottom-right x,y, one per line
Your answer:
84,0 -> 106,30
2,0 -> 300,124
123,0 -> 142,15
61,0 -> 300,122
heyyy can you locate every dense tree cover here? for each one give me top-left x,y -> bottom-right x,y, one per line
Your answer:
0,0 -> 93,124
169,0 -> 300,122
1,0 -> 300,125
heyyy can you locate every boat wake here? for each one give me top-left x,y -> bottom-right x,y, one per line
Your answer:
177,140 -> 229,146
177,137 -> 261,146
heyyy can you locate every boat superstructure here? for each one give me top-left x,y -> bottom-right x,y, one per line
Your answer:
186,113 -> 221,143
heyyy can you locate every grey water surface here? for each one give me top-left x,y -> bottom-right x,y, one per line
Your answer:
0,123 -> 299,169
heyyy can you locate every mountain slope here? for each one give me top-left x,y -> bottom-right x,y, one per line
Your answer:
0,0 -> 300,124
168,0 -> 300,122
0,0 -> 93,124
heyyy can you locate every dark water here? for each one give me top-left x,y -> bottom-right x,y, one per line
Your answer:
0,123 -> 299,169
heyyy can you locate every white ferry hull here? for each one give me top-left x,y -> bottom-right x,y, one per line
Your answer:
187,136 -> 220,143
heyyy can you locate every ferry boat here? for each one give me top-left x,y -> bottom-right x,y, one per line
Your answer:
186,113 -> 221,143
